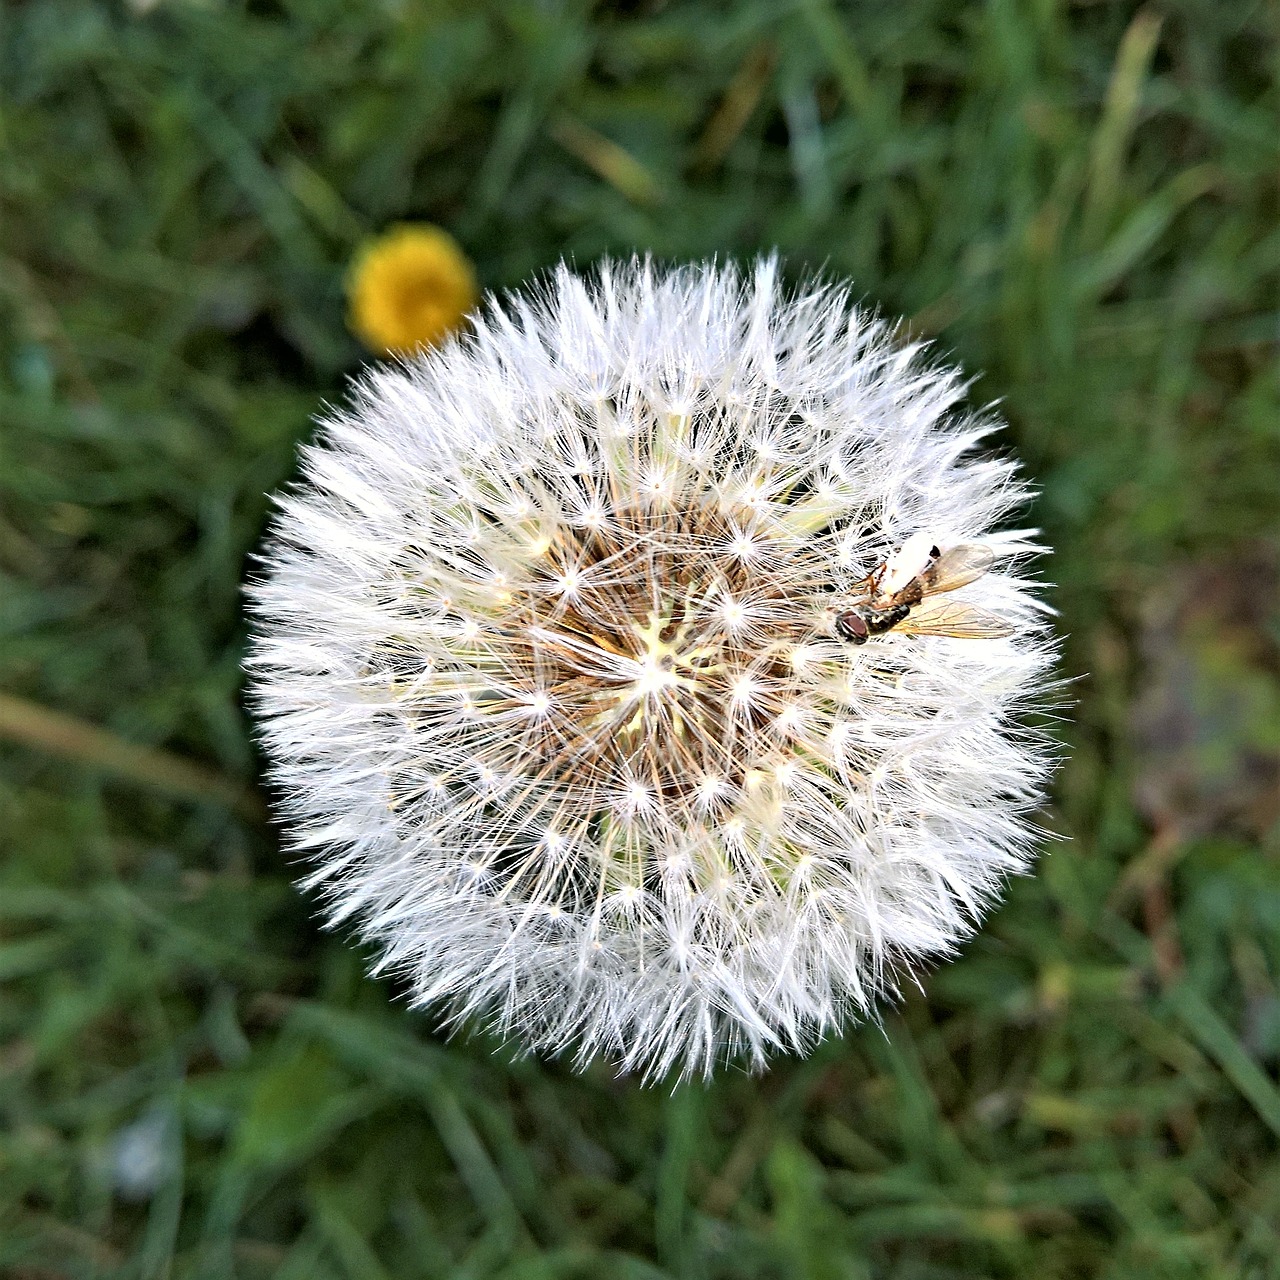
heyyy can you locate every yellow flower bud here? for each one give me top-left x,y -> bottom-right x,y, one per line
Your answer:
346,224 -> 478,355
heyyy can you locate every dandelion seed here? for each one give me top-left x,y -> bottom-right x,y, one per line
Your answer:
347,223 -> 478,355
249,257 -> 1059,1082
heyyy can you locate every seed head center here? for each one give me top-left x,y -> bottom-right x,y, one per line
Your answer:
630,612 -> 696,702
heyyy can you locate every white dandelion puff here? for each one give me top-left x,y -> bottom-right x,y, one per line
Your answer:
247,257 -> 1059,1082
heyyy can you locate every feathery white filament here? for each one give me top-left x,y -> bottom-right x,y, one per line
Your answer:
248,258 -> 1057,1081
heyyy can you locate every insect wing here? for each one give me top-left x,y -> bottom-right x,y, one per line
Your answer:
919,543 -> 996,595
894,598 -> 1014,639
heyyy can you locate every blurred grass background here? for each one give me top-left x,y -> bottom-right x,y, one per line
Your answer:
2,0 -> 1279,1276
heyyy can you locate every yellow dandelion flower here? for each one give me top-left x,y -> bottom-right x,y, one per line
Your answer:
347,224 -> 478,355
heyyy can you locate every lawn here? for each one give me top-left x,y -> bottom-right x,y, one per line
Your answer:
2,1 -> 1279,1276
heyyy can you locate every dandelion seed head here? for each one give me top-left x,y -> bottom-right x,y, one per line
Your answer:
249,257 -> 1059,1082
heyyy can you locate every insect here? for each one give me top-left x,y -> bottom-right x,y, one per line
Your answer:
834,533 -> 1014,644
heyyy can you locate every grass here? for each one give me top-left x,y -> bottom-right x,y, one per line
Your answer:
2,0 -> 1278,1276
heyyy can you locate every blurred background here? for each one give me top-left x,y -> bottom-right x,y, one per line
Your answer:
2,1 -> 1278,1276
